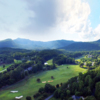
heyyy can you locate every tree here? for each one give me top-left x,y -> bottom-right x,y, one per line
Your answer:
79,81 -> 84,90
51,76 -> 54,79
95,82 -> 100,100
86,61 -> 92,70
26,96 -> 31,100
85,96 -> 96,100
44,84 -> 56,93
79,62 -> 84,67
38,87 -> 44,94
68,97 -> 73,100
37,78 -> 41,82
85,75 -> 91,86
56,84 -> 59,88
3,64 -> 5,68
67,90 -> 70,96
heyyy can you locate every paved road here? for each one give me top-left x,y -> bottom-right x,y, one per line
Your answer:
45,94 -> 54,100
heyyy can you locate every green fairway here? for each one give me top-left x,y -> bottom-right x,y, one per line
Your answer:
0,64 -> 87,100
47,59 -> 53,65
0,64 -> 12,72
14,59 -> 22,64
75,56 -> 84,62
0,59 -> 22,73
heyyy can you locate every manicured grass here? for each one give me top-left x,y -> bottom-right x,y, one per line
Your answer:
75,56 -> 84,62
47,59 -> 53,65
0,59 -> 22,72
0,64 -> 12,72
0,64 -> 87,100
14,59 -> 22,64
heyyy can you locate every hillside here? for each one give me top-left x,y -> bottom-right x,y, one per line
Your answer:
0,39 -> 18,48
60,42 -> 100,51
0,38 -> 74,50
1,38 -> 100,51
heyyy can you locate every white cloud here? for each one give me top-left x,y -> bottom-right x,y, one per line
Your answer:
23,0 -> 94,41
93,24 -> 100,40
56,0 -> 92,36
0,0 -> 100,41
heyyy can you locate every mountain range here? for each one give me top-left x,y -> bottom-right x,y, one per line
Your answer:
0,38 -> 100,51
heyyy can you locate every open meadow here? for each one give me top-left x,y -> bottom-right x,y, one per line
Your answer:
0,63 -> 87,100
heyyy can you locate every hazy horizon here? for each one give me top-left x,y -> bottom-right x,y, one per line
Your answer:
0,37 -> 100,42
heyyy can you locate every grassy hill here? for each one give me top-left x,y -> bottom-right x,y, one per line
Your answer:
0,64 -> 87,100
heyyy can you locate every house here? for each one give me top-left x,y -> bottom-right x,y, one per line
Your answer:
44,62 -> 48,65
92,62 -> 95,66
84,62 -> 86,66
88,55 -> 93,58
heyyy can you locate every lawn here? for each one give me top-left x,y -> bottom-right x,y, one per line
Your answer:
47,59 -> 53,65
0,64 -> 87,100
0,59 -> 22,73
0,64 -> 12,72
75,56 -> 84,62
14,59 -> 22,64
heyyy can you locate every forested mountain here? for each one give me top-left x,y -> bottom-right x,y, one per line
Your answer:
0,38 -> 74,50
1,38 -> 100,51
0,39 -> 18,48
61,42 -> 100,51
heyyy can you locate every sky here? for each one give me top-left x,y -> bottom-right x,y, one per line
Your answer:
0,0 -> 100,42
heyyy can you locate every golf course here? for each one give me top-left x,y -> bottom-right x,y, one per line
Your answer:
0,58 -> 87,100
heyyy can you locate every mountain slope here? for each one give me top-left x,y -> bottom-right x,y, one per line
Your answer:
61,42 -> 100,51
1,38 -> 100,51
14,38 -> 74,49
0,38 -> 74,50
0,39 -> 18,48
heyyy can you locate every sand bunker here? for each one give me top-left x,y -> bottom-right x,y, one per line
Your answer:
11,91 -> 18,93
42,81 -> 46,83
48,80 -> 53,82
15,96 -> 23,99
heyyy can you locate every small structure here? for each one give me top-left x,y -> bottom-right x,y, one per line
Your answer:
88,55 -> 93,58
24,66 -> 32,72
15,96 -> 23,99
44,62 -> 48,65
84,62 -> 86,66
92,62 -> 95,66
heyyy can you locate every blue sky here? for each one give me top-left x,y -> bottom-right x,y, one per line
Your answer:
87,0 -> 100,28
0,0 -> 100,42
